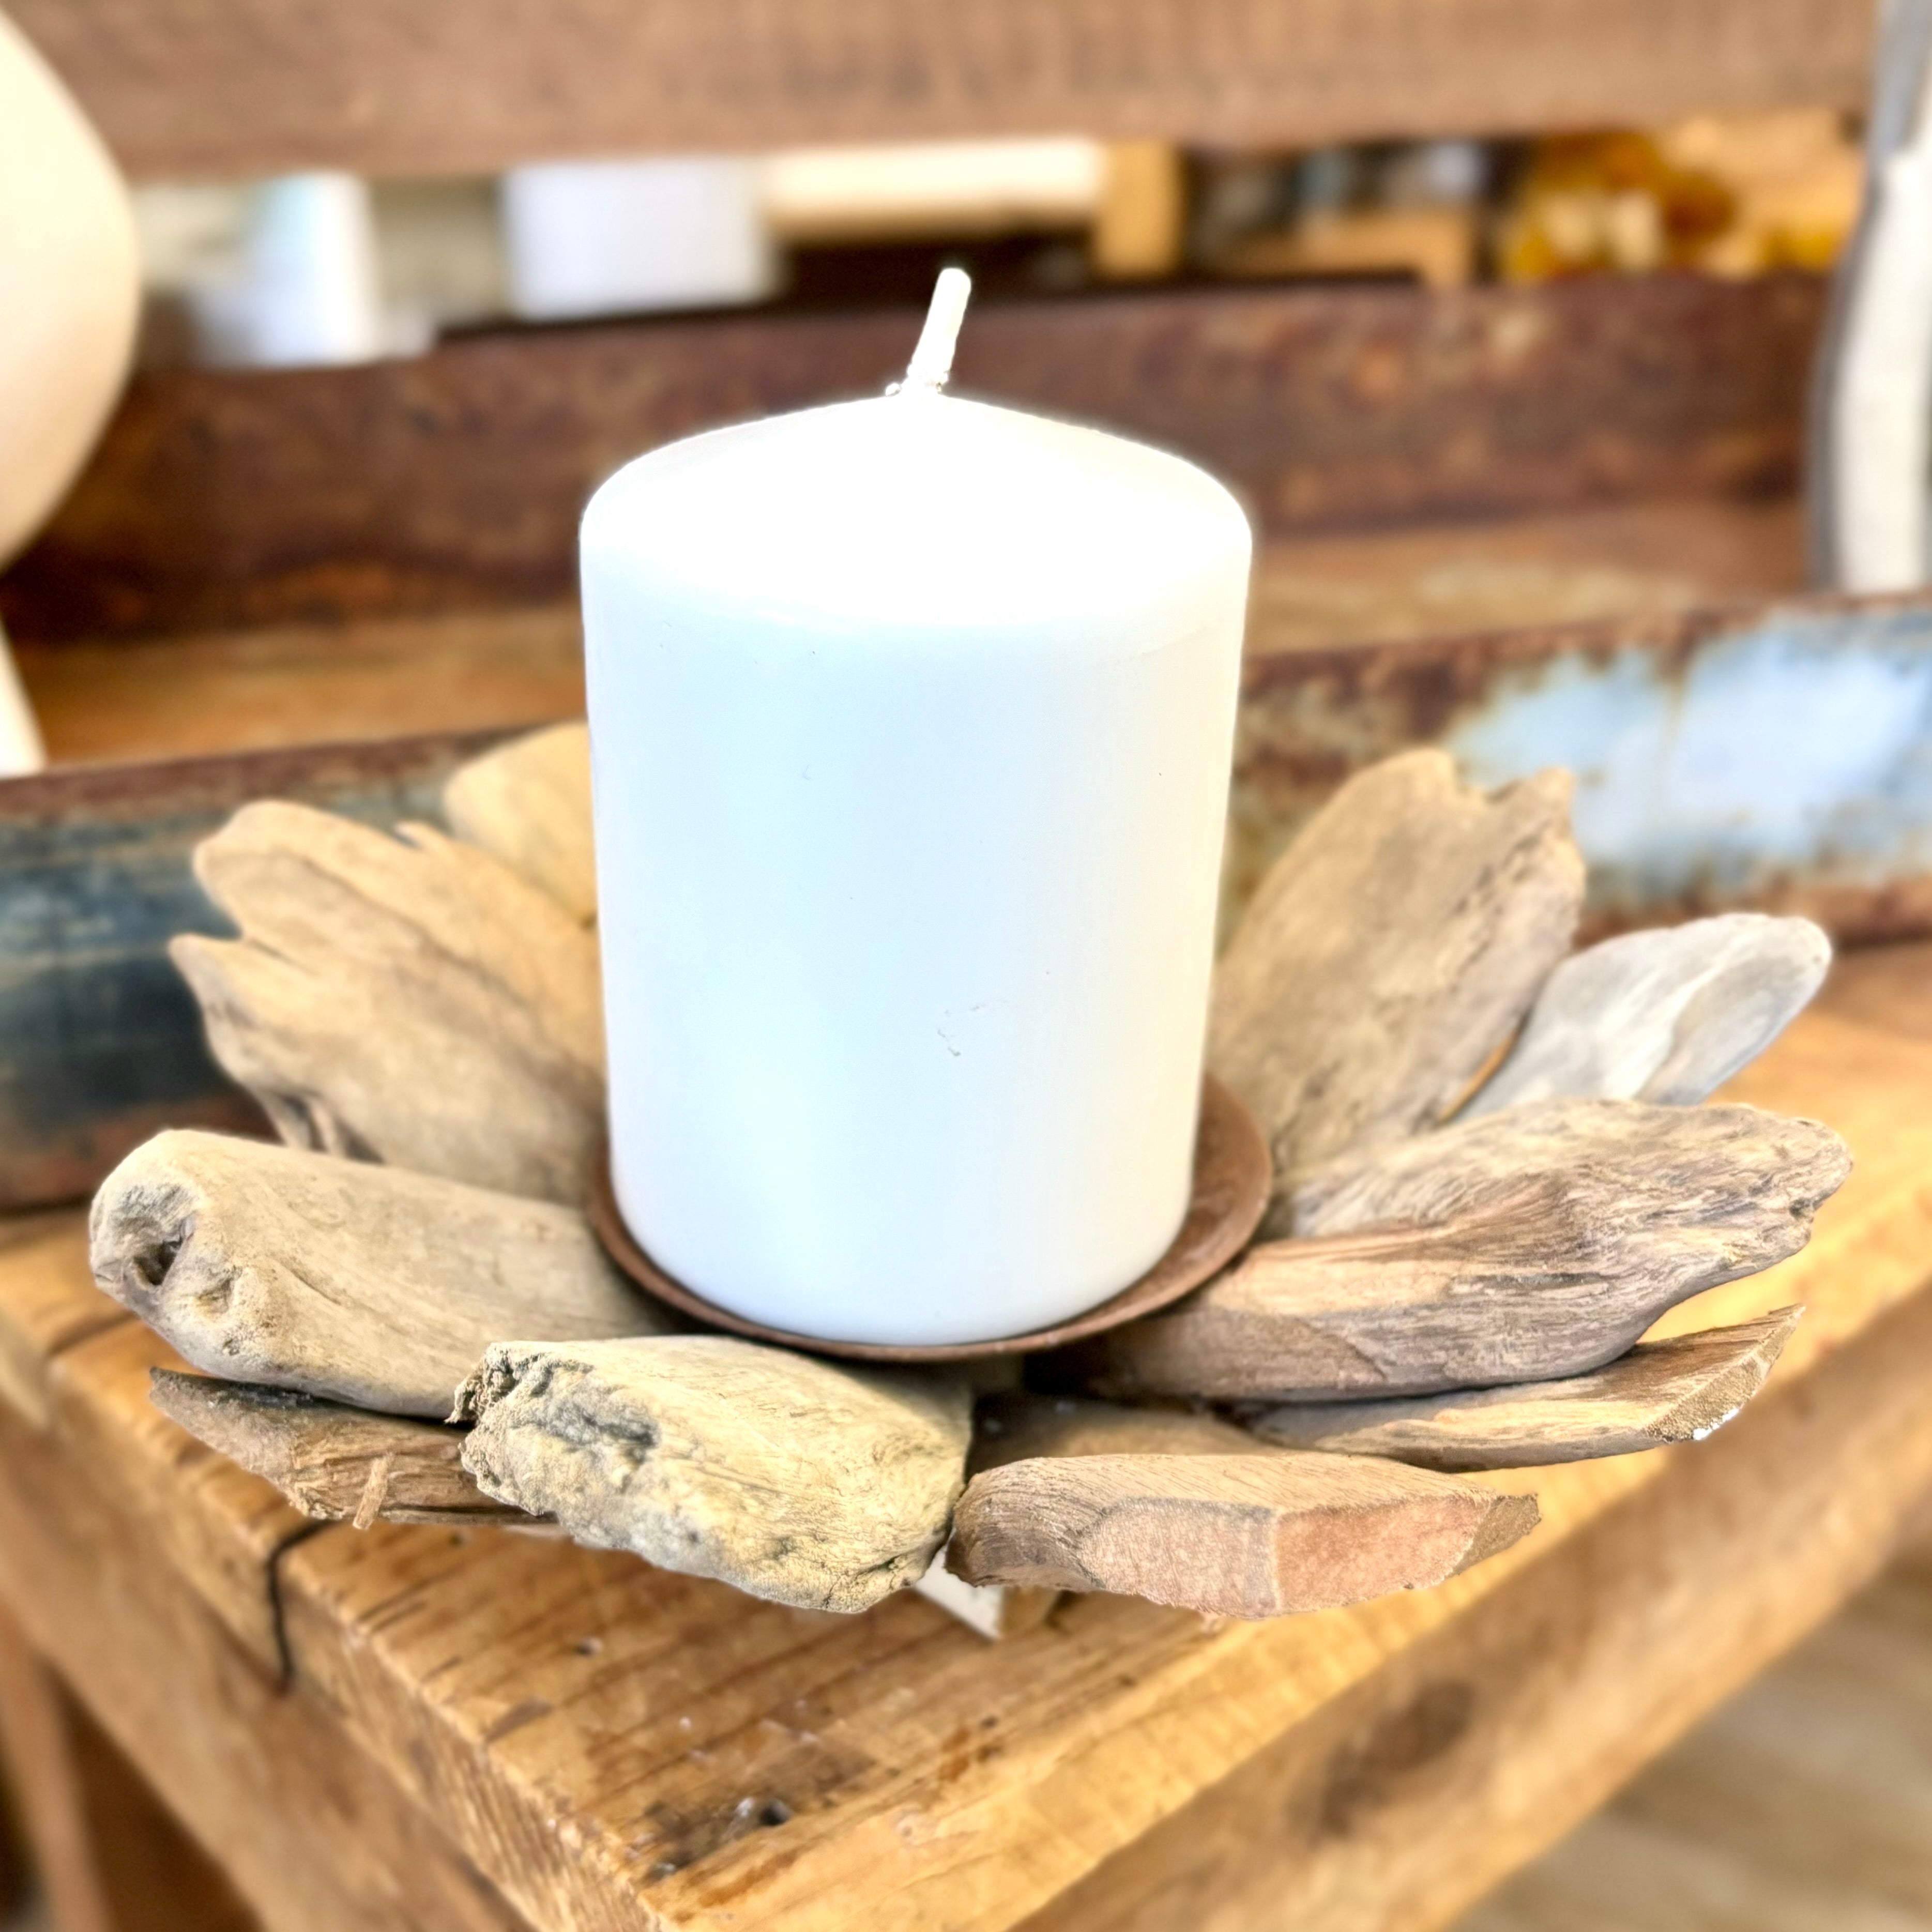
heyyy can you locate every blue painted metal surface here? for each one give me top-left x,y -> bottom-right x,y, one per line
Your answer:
1448,600 -> 1932,922
0,729 -> 507,1209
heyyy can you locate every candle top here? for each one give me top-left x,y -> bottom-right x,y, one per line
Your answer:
584,270 -> 1249,651
582,390 -> 1251,648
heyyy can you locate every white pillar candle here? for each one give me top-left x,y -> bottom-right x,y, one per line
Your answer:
582,273 -> 1251,1346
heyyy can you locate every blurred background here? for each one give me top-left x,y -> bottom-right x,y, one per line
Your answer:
122,118 -> 1858,367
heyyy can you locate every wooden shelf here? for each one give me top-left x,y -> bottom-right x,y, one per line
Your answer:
3,973 -> 1932,1930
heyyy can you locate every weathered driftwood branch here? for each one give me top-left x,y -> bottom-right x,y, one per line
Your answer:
947,1393 -> 1539,1618
91,1131 -> 669,1417
1462,914 -> 1830,1118
1289,1096 -> 1849,1242
455,1336 -> 971,1613
1245,1308 -> 1802,1470
1062,1101 -> 1847,1402
149,1369 -> 532,1527
442,723 -> 596,924
1209,750 -> 1583,1180
171,799 -> 603,1203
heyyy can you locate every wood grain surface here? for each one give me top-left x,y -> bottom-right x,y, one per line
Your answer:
0,277 -> 1825,646
7,0 -> 1872,180
443,724 -> 596,923
1462,915 -> 1832,1117
2,975 -> 1931,1930
272,993 -> 1932,1932
0,1596 -> 261,1932
0,1213 -> 121,1427
1456,1544 -> 1932,1931
0,1379 -> 528,1932
44,1320 -> 310,1675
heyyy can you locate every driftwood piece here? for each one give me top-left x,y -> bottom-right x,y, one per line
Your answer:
1066,1101 -> 1848,1402
1463,914 -> 1831,1118
1291,1096 -> 1850,1240
1245,1308 -> 1803,1470
90,1130 -> 668,1418
442,723 -> 596,924
948,1393 -> 1539,1618
454,1335 -> 971,1613
1209,750 -> 1584,1180
149,1369 -> 530,1527
170,799 -> 603,1204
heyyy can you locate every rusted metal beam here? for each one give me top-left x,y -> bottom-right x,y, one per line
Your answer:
1229,592 -> 1932,944
6,588 -> 1932,1214
0,730 -> 508,1210
0,275 -> 1824,645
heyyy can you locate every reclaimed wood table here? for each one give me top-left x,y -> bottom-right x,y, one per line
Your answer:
1,948 -> 1930,1932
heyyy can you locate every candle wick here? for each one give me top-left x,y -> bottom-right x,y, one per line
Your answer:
891,267 -> 972,396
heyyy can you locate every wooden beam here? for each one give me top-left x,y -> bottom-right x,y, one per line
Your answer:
0,1389 -> 528,1932
0,1214 -> 122,1427
1022,1267 -> 1932,1932
1,985 -> 1930,1931
0,1602 -> 115,1932
9,0 -> 1874,182
0,1600 -> 259,1932
45,1320 -> 312,1677
262,997 -> 1932,1932
0,275 -> 1824,645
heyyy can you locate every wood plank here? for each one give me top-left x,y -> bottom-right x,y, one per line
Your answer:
1023,1252 -> 1932,1932
7,0 -> 1873,180
1249,497 -> 1806,656
0,1599 -> 260,1932
0,275 -> 1824,645
258,992 -> 1932,1932
1456,1545 -> 1932,1931
0,1212 -> 123,1427
0,1208 -> 318,1677
0,1387 -> 529,1932
44,1317 -> 315,1675
15,607 -> 583,767
0,728 -> 509,1212
0,1600 -> 115,1932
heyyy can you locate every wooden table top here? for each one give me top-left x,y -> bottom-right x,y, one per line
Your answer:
2,945 -> 1931,1932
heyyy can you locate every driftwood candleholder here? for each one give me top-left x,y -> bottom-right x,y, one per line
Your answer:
92,724 -> 1846,1634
